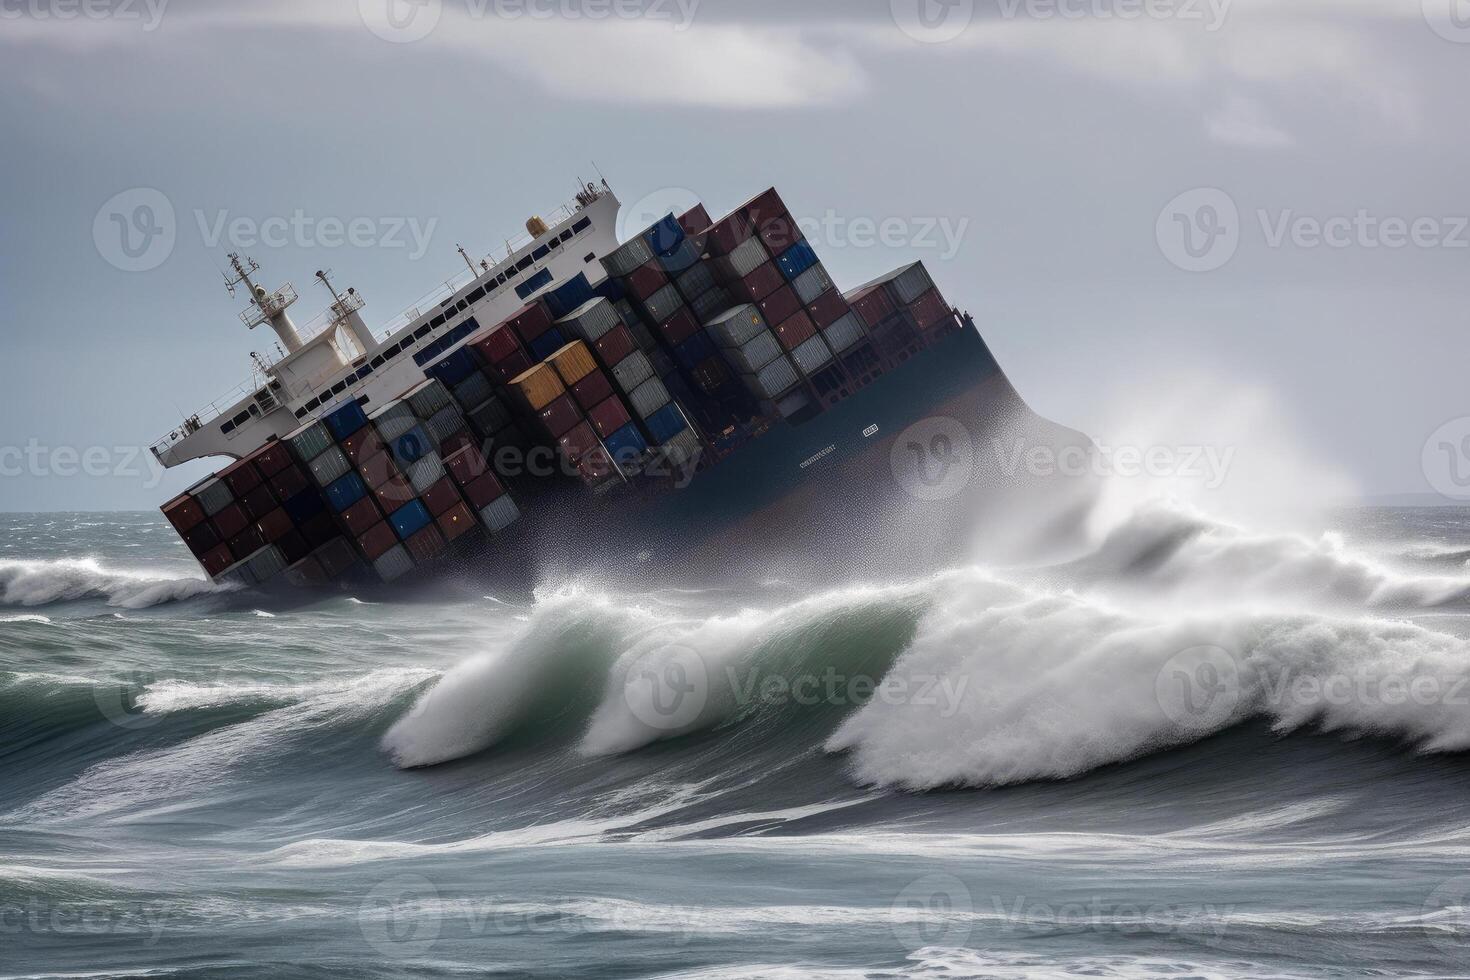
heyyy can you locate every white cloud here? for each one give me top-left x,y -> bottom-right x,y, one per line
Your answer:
1206,94 -> 1292,147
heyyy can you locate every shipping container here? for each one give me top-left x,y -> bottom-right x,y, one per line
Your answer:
705,305 -> 768,349
611,351 -> 655,393
370,401 -> 419,442
269,464 -> 310,503
250,442 -> 293,478
624,262 -> 668,303
326,471 -> 368,513
162,493 -> 207,534
657,237 -> 701,274
407,453 -> 446,494
356,521 -> 398,562
570,370 -> 614,412
890,262 -> 936,306
724,331 -> 783,375
678,203 -> 712,236
213,502 -> 249,540
486,349 -> 532,383
641,283 -> 683,325
245,545 -> 288,585
740,187 -> 789,228
774,310 -> 817,352
594,323 -> 637,367
746,356 -> 801,399
663,427 -> 703,468
240,484 -> 277,521
286,421 -> 333,463
421,477 -> 462,518
706,210 -> 754,256
644,403 -> 690,444
406,525 -> 447,564
283,488 -> 325,525
406,378 -> 455,419
308,446 -> 351,488
728,263 -> 785,305
300,511 -> 340,549
792,334 -> 834,375
220,458 -> 263,498
755,211 -> 802,256
369,473 -> 415,513
675,262 -> 716,300
908,289 -> 952,331
468,324 -> 523,365
556,297 -> 621,343
691,356 -> 729,395
314,537 -> 359,580
388,499 -> 433,541
426,407 -> 466,447
645,213 -> 686,256
776,240 -> 819,282
658,306 -> 700,347
467,397 -> 513,437
188,477 -> 235,518
807,289 -> 852,329
759,286 -> 803,331
463,471 -> 506,509
340,495 -> 382,536
277,530 -> 311,566
603,235 -> 656,278
506,301 -> 555,343
479,495 -> 521,534
201,543 -> 235,578
374,545 -> 415,583
451,371 -> 494,411
603,422 -> 649,463
342,426 -> 385,467
527,326 -> 568,363
256,507 -> 294,543
716,235 -> 770,283
690,287 -> 732,322
228,526 -> 267,562
285,554 -> 327,588
549,341 -> 599,385
509,363 -> 567,412
557,421 -> 601,465
444,444 -> 490,487
792,263 -> 835,305
673,331 -> 717,371
589,396 -> 633,438
181,520 -> 220,557
322,400 -> 369,442
437,501 -> 476,542
536,393 -> 583,439
846,284 -> 896,330
821,311 -> 867,354
545,273 -> 597,319
387,426 -> 432,468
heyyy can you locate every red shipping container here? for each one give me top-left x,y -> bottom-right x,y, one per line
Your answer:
577,445 -> 618,483
624,263 -> 668,303
162,494 -> 206,534
741,188 -> 789,225
487,350 -> 532,383
200,543 -> 235,578
558,421 -> 601,465
437,501 -> 477,542
406,526 -> 447,564
250,442 -> 293,478
421,477 -> 462,518
594,324 -> 637,367
774,310 -> 818,352
359,451 -> 402,491
240,483 -> 278,521
588,396 -> 632,439
536,394 -> 583,440
342,426 -> 384,466
463,472 -> 506,509
848,285 -> 896,330
228,526 -> 266,561
219,458 -> 262,498
316,538 -> 359,578
300,511 -> 339,548
707,211 -> 754,256
340,496 -> 382,536
729,263 -> 784,305
909,289 -> 951,331
571,370 -> 614,412
439,431 -> 475,460
256,507 -> 294,543
277,530 -> 310,565
356,521 -> 398,562
807,289 -> 851,329
269,464 -> 309,502
678,203 -> 712,237
506,301 -> 554,343
182,520 -> 221,558
469,325 -> 523,364
659,307 -> 699,347
212,502 -> 249,540
372,475 -> 416,511
759,286 -> 802,330
445,445 -> 490,487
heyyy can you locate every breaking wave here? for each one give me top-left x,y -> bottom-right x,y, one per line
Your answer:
0,557 -> 233,609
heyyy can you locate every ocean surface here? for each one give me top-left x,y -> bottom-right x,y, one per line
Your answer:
4,503 -> 1470,979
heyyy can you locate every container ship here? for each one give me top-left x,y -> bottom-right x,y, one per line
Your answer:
152,182 -> 1094,591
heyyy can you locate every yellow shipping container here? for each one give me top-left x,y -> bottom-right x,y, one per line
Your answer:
509,363 -> 566,412
549,342 -> 598,386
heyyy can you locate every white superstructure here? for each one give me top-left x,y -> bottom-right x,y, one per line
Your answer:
151,184 -> 622,468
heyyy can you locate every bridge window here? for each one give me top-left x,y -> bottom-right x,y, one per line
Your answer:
572,217 -> 592,233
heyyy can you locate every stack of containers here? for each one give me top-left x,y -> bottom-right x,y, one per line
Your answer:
705,304 -> 802,407
507,354 -> 622,493
503,300 -> 567,367
846,280 -> 922,367
547,341 -> 636,487
461,324 -> 531,452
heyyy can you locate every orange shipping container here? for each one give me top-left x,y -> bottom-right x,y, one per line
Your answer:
548,342 -> 598,386
508,363 -> 566,412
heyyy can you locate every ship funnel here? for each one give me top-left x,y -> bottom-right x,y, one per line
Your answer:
526,216 -> 549,238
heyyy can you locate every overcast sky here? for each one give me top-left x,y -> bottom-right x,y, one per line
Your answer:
2,0 -> 1467,510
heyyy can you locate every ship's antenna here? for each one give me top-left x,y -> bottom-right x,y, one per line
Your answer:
315,268 -> 345,306
223,252 -> 261,299
456,244 -> 477,277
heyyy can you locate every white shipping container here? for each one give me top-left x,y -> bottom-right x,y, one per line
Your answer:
286,422 -> 332,462
371,401 -> 418,441
558,298 -> 620,342
675,262 -> 715,300
611,351 -> 655,393
705,304 -> 768,349
245,545 -> 287,584
603,236 -> 656,277
426,407 -> 464,446
746,356 -> 801,400
821,312 -> 866,354
479,495 -> 521,534
374,545 -> 415,583
308,446 -> 351,488
721,236 -> 769,281
663,428 -> 703,468
892,262 -> 935,306
643,283 -> 682,324
629,377 -> 672,418
792,263 -> 835,305
725,330 -> 783,375
406,379 -> 454,420
792,334 -> 834,375
407,453 -> 446,493
192,477 -> 234,517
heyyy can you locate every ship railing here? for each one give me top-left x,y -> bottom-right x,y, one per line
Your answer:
149,371 -> 272,456
239,283 -> 299,329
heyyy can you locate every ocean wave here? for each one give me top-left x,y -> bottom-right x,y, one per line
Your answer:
0,558 -> 234,609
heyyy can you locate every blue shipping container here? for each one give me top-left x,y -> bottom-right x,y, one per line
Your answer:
326,472 -> 368,513
656,238 -> 701,275
390,426 -> 432,467
674,331 -> 717,370
389,499 -> 433,541
527,326 -> 568,362
427,347 -> 480,387
603,423 -> 649,462
777,240 -> 819,282
644,214 -> 685,257
594,276 -> 626,303
645,403 -> 689,444
284,489 -> 325,524
546,274 -> 596,319
322,400 -> 368,441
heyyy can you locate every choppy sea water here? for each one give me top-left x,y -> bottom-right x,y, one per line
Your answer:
4,504 -> 1470,979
